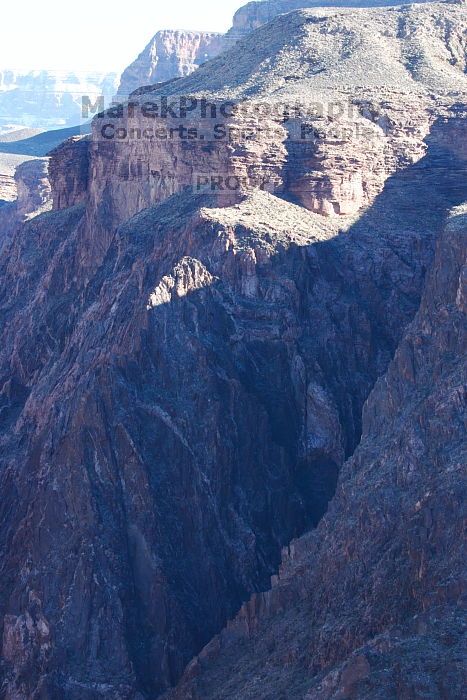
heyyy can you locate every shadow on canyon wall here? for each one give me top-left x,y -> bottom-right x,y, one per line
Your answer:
104,114 -> 467,694
0,116 -> 466,698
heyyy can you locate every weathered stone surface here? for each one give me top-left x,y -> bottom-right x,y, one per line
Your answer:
166,201 -> 467,699
227,0 -> 446,41
0,3 -> 465,700
117,31 -> 226,98
0,154 -> 46,206
48,136 -> 90,210
1,110 -> 466,694
0,160 -> 17,205
118,0 -> 446,91
90,3 -> 467,227
0,157 -> 52,251
14,159 -> 51,220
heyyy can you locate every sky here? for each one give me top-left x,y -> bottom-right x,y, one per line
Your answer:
0,0 -> 244,74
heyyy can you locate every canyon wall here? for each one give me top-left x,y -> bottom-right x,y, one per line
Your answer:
0,157 -> 51,250
117,32 -> 226,98
48,136 -> 89,210
0,3 -> 466,699
84,93 -> 441,223
14,159 -> 51,220
86,3 -> 466,228
167,200 -> 467,699
3,115 -> 466,698
116,0 -> 442,93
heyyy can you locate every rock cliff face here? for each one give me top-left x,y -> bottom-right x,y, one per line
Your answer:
0,155 -> 46,205
117,32 -> 225,97
0,3 -> 465,700
86,3 -> 466,233
167,201 -> 467,699
0,157 -> 51,250
0,157 -> 19,205
14,159 -> 51,220
117,0 -> 441,93
48,136 -> 90,210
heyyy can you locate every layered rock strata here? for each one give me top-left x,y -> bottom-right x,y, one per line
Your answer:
117,31 -> 225,98
87,4 -> 467,227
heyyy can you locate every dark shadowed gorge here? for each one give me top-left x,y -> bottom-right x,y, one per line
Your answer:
0,1 -> 466,699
